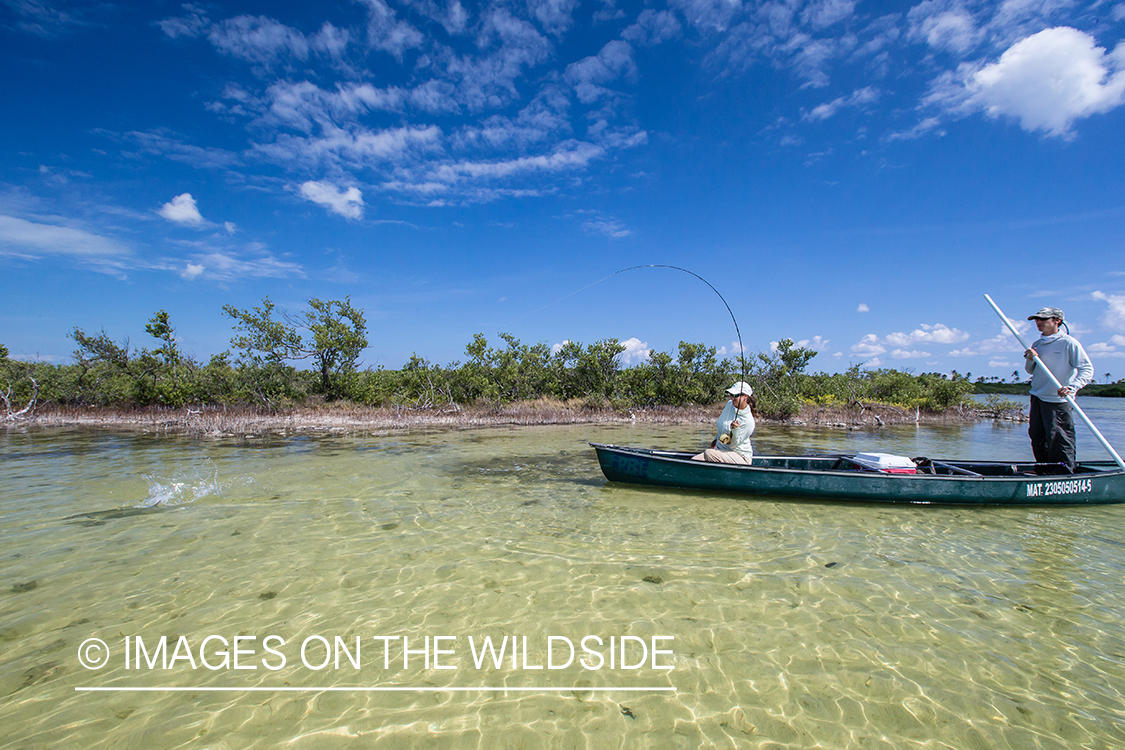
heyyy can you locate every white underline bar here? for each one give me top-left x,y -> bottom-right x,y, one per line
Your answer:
76,686 -> 676,693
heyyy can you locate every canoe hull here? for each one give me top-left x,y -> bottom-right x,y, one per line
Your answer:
591,444 -> 1125,506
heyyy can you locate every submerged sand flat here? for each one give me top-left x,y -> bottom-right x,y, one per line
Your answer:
2,420 -> 1124,748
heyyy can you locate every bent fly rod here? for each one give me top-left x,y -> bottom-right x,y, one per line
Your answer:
984,294 -> 1125,471
509,264 -> 747,380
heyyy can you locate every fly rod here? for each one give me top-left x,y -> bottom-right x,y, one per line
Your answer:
984,294 -> 1125,471
507,264 -> 747,380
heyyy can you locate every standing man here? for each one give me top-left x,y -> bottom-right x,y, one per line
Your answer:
1024,307 -> 1094,474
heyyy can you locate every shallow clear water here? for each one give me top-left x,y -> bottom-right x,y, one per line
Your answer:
2,405 -> 1124,749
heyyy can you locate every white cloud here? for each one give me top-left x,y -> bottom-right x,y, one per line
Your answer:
801,0 -> 856,30
528,0 -> 580,37
358,0 -> 424,60
180,250 -> 304,281
857,303 -> 869,312
851,334 -> 886,356
670,0 -> 744,33
1112,334 -> 1125,346
884,116 -> 946,141
551,339 -> 571,354
208,15 -> 310,66
803,86 -> 878,121
158,6 -> 209,39
158,193 -> 205,225
622,10 -> 681,46
0,214 -> 131,258
619,337 -> 652,364
565,40 -> 636,104
1093,290 -> 1125,330
795,335 -> 831,350
8,0 -> 91,36
908,3 -> 981,54
259,81 -> 406,133
299,181 -> 365,219
431,141 -> 604,183
181,263 -> 205,280
884,323 -> 970,346
582,217 -> 632,238
254,124 -> 443,172
127,130 -> 241,170
718,341 -> 747,359
925,27 -> 1125,138
891,348 -> 933,358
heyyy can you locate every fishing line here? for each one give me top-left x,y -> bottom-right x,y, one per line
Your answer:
504,264 -> 747,379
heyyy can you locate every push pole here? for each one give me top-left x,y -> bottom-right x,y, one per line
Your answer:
984,294 -> 1125,471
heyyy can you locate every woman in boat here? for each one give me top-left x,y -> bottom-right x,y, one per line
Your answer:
693,381 -> 755,464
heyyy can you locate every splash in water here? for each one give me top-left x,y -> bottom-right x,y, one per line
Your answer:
135,462 -> 245,508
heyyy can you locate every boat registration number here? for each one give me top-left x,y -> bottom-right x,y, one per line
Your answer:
610,455 -> 648,477
1025,478 -> 1093,498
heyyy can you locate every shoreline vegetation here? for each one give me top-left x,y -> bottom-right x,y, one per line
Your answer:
14,398 -> 1016,438
11,297 -> 1115,435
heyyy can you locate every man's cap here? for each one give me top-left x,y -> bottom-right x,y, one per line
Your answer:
1028,307 -> 1065,321
726,381 -> 753,397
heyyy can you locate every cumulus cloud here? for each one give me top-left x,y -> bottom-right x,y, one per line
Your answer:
852,325 -> 969,359
884,323 -> 970,346
299,181 -> 365,219
857,303 -> 869,312
925,27 -> 1125,138
718,341 -> 747,360
851,334 -> 886,356
619,337 -> 652,364
158,193 -> 205,225
796,335 -> 830,350
181,263 -> 205,280
1093,290 -> 1125,330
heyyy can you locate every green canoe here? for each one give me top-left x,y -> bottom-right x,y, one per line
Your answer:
590,443 -> 1125,505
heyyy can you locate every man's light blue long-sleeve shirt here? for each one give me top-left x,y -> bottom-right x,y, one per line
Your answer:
1024,332 -> 1094,403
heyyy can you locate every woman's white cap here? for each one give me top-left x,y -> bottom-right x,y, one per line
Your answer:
726,381 -> 753,397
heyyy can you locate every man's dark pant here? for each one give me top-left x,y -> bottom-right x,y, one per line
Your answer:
1029,396 -> 1076,474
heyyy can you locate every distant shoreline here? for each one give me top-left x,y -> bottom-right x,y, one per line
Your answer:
972,383 -> 1124,397
6,400 -> 1019,438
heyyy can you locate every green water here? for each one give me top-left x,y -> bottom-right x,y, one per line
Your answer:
2,419 -> 1124,748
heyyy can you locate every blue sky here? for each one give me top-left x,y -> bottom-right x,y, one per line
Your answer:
2,0 -> 1125,380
